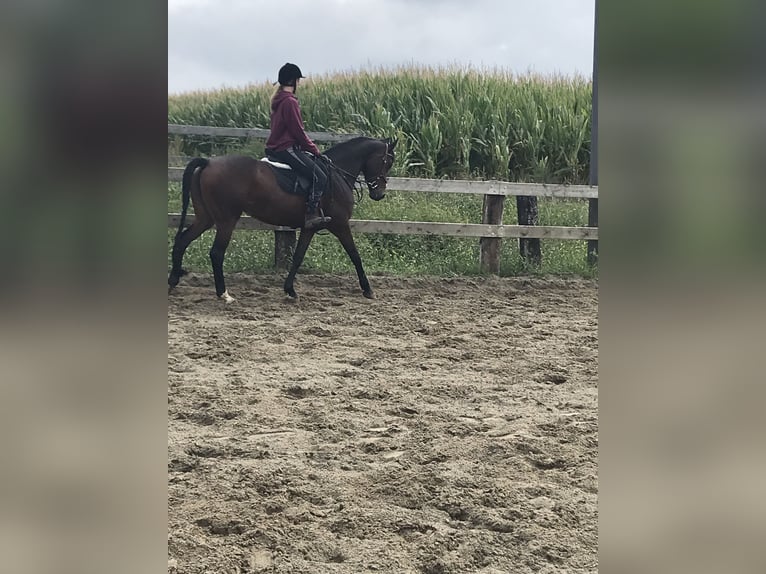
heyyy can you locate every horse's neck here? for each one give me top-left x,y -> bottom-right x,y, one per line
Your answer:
334,139 -> 377,176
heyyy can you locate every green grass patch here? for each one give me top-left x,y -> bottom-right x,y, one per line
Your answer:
168,185 -> 596,278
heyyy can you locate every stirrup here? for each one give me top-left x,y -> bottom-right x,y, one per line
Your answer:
304,213 -> 332,229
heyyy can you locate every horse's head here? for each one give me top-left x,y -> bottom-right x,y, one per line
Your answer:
362,138 -> 397,201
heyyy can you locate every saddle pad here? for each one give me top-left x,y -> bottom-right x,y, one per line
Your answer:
261,157 -> 292,170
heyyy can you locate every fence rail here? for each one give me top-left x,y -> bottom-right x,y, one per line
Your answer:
167,214 -> 597,240
168,123 -> 359,142
167,124 -> 598,271
167,168 -> 596,200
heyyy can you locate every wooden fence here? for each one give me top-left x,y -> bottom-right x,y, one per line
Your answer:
168,124 -> 598,272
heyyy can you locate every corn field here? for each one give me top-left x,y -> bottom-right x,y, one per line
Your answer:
168,66 -> 592,184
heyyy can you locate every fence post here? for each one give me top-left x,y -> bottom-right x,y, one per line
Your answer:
479,194 -> 505,273
587,0 -> 599,265
587,199 -> 598,265
517,196 -> 542,265
274,230 -> 296,269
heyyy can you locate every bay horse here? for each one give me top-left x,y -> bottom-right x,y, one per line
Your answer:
168,137 -> 397,302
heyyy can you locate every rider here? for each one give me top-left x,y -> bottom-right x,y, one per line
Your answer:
265,63 -> 331,230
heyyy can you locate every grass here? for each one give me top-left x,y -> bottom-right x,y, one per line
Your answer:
167,184 -> 597,279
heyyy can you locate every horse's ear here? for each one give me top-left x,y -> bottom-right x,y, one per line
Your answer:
390,138 -> 398,150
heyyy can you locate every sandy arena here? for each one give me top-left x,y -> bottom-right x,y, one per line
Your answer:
168,273 -> 598,573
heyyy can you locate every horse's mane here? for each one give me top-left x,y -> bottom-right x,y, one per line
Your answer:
323,136 -> 379,161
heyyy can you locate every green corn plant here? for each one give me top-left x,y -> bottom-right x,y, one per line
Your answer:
417,114 -> 443,177
169,65 -> 592,183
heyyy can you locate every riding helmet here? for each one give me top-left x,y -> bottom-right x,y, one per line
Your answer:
277,63 -> 305,86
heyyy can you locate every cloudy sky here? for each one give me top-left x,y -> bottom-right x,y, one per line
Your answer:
168,0 -> 594,94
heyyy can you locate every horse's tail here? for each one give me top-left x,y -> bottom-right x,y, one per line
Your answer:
176,157 -> 209,239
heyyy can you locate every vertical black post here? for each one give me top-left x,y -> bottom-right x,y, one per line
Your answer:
587,0 -> 599,265
274,230 -> 296,269
517,196 -> 542,265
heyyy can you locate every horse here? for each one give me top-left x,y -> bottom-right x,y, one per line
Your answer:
168,136 -> 397,302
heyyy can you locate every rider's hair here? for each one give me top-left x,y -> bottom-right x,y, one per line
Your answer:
270,85 -> 281,104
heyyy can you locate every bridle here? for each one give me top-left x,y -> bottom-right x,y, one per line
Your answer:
325,140 -> 394,199
364,142 -> 394,192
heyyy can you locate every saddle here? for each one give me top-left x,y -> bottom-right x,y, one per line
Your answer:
261,157 -> 312,196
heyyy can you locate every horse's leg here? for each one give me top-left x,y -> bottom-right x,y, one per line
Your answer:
332,225 -> 374,299
283,228 -> 316,298
210,220 -> 237,303
168,215 -> 213,291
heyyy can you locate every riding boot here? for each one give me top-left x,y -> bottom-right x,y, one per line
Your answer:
304,205 -> 331,229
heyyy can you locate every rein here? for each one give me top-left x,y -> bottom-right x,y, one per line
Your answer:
327,161 -> 366,202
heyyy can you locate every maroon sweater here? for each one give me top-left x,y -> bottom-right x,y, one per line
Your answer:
265,90 -> 321,156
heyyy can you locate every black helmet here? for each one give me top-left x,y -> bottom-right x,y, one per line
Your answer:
277,63 -> 305,86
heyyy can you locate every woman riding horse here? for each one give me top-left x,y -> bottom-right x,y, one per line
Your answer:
168,62 -> 399,303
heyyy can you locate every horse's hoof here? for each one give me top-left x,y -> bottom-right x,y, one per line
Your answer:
363,290 -> 375,299
219,291 -> 236,304
285,287 -> 297,299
